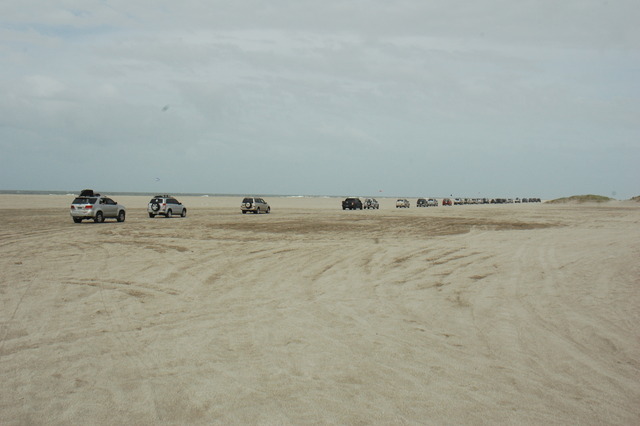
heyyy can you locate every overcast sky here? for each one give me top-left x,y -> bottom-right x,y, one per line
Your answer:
1,1 -> 638,199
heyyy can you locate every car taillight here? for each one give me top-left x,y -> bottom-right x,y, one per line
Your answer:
162,203 -> 166,206
85,205 -> 93,209
70,205 -> 75,209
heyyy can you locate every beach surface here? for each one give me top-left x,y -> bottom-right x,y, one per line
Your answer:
1,194 -> 639,424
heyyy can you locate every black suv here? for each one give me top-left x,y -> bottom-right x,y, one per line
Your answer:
342,197 -> 363,210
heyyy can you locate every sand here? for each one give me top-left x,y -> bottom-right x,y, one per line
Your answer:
1,194 -> 639,425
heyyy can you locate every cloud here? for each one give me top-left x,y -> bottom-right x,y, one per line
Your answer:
0,1 -> 638,197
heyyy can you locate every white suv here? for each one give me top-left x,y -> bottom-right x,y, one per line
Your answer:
148,195 -> 187,218
241,197 -> 270,214
363,198 -> 380,209
396,199 -> 410,208
70,190 -> 126,223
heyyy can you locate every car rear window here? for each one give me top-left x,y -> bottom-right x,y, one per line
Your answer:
72,197 -> 96,204
242,198 -> 253,203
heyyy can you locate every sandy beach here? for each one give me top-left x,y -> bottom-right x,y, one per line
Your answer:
1,194 -> 639,425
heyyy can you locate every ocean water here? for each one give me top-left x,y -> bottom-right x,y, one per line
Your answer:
0,189 -> 341,198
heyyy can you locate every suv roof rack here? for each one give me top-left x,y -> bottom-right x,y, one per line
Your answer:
153,195 -> 172,198
79,189 -> 100,197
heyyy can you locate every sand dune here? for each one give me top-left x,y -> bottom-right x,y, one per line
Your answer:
1,195 -> 639,424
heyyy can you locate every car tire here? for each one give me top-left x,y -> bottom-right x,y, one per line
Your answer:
117,210 -> 126,222
166,209 -> 172,218
73,217 -> 82,223
149,213 -> 155,218
181,209 -> 187,217
242,210 -> 247,214
151,203 -> 160,212
266,207 -> 270,214
254,208 -> 260,214
94,212 -> 104,223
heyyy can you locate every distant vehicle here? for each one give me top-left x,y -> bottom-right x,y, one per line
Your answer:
453,198 -> 463,205
417,198 -> 438,207
396,199 -> 410,208
442,198 -> 453,206
241,197 -> 270,214
148,195 -> 187,218
70,190 -> 126,223
363,198 -> 379,209
342,197 -> 363,210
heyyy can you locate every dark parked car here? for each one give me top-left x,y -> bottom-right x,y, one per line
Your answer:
342,197 -> 363,210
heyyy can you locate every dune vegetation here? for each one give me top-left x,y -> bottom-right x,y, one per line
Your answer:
547,194 -> 614,204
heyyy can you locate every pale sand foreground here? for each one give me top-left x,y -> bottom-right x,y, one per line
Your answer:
1,195 -> 639,425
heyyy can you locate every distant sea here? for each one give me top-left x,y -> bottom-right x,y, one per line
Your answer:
0,190 -> 341,198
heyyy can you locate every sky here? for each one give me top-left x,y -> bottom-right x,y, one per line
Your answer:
1,1 -> 639,199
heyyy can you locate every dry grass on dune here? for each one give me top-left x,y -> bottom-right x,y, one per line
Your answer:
547,194 -> 614,203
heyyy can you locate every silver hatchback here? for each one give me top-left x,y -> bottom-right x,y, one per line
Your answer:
241,197 -> 270,214
148,195 -> 187,218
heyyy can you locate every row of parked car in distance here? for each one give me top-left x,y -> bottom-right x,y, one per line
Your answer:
342,196 -> 542,209
344,197 -> 440,209
342,197 -> 380,210
396,198 -> 438,207
444,197 -> 542,205
70,190 -> 271,223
